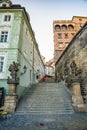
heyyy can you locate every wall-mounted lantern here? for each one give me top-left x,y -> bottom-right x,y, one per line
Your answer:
21,65 -> 27,75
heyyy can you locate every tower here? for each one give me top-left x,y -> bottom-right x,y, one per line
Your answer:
53,16 -> 87,63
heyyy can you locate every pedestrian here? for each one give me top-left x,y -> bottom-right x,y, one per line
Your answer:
41,75 -> 46,82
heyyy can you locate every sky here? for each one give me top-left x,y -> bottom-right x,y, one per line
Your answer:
12,0 -> 87,61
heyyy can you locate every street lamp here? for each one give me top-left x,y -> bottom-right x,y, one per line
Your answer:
21,65 -> 27,75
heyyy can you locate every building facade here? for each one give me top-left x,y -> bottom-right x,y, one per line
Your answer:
45,59 -> 55,77
0,0 -> 45,98
53,16 -> 87,62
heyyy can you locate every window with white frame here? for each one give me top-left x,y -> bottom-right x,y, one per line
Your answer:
0,31 -> 8,42
4,15 -> 11,22
0,57 -> 4,72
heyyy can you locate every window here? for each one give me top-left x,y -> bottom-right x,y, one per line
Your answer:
79,19 -> 82,22
62,25 -> 67,30
65,33 -> 68,39
0,31 -> 8,42
0,57 -> 4,72
4,15 -> 11,21
55,25 -> 61,31
2,4 -> 6,7
68,25 -> 74,31
58,33 -> 62,39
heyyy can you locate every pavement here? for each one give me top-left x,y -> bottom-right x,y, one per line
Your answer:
0,112 -> 87,130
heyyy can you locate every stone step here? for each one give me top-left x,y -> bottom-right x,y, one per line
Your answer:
16,83 -> 74,115
15,110 -> 74,115
16,108 -> 73,111
16,106 -> 74,112
17,106 -> 73,110
16,105 -> 73,108
19,100 -> 71,105
25,96 -> 71,99
16,108 -> 73,113
18,101 -> 72,105
23,92 -> 70,95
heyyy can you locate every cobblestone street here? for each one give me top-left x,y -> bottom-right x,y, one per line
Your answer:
0,113 -> 87,130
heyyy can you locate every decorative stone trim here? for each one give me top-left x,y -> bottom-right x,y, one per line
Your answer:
4,83 -> 18,113
3,61 -> 19,114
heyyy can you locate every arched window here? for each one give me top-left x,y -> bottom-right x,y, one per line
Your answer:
55,25 -> 61,31
61,25 -> 67,30
68,25 -> 74,31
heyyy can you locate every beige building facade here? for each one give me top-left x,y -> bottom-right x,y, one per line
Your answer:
53,16 -> 87,62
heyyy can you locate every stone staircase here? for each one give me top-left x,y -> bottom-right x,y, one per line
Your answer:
16,82 -> 74,115
45,76 -> 55,83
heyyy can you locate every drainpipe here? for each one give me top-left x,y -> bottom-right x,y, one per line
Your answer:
32,43 -> 34,83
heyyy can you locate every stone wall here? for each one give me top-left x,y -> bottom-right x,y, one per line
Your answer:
55,22 -> 87,83
55,22 -> 87,111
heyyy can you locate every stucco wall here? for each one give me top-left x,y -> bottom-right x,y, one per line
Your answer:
0,8 -> 45,98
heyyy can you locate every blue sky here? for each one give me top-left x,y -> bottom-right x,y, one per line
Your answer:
12,0 -> 87,61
